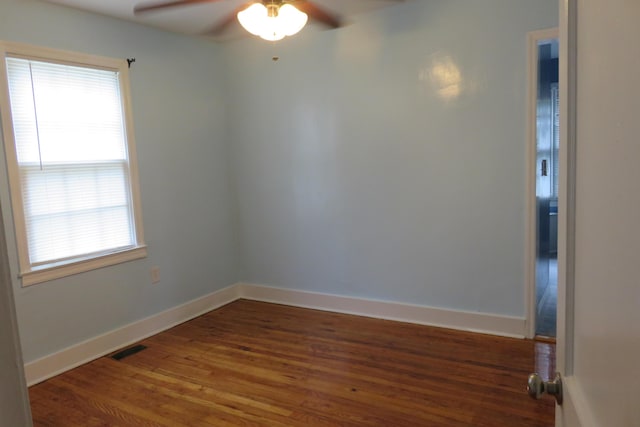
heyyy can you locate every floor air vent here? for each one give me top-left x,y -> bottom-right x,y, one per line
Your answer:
111,344 -> 147,360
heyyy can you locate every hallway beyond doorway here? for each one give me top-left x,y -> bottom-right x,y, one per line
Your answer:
536,257 -> 557,337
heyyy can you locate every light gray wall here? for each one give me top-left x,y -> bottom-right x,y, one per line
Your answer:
0,0 -> 239,362
224,0 -> 558,317
0,0 -> 557,368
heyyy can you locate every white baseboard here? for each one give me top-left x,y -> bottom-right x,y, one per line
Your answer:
25,282 -> 526,386
24,284 -> 239,386
237,283 -> 526,338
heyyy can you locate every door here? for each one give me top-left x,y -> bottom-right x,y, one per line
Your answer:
0,206 -> 32,426
555,0 -> 640,425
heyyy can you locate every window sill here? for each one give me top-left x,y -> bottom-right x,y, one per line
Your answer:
20,245 -> 148,287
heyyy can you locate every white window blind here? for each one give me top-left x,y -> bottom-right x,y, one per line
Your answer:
0,43 -> 146,285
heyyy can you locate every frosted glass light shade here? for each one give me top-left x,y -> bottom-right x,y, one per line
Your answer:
237,2 -> 308,41
277,4 -> 308,36
237,3 -> 267,36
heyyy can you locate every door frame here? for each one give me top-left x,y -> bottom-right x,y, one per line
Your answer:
525,27 -> 560,340
556,0 -> 576,379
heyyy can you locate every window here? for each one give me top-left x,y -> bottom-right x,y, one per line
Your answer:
0,42 -> 146,286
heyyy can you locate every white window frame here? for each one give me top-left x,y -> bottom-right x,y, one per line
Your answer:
0,41 -> 147,286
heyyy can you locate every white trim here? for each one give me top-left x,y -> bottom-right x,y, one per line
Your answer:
525,27 -> 560,339
24,282 -> 528,386
0,41 -> 125,71
556,2 -> 579,425
24,284 -> 239,386
238,283 -> 526,338
556,0 -> 577,379
119,53 -> 146,257
21,246 -> 148,286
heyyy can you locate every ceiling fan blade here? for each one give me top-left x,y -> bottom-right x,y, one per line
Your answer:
134,0 -> 225,15
201,4 -> 250,37
294,1 -> 341,29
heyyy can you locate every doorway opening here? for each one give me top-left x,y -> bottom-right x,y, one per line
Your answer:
533,36 -> 559,339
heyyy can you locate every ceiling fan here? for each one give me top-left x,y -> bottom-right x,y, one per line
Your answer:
134,0 -> 345,41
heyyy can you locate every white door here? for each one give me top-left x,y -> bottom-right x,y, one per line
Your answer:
555,0 -> 640,425
0,207 -> 32,426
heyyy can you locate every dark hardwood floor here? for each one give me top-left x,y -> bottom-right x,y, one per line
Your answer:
29,300 -> 555,426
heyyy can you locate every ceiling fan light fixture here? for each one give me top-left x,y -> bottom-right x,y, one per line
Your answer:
278,4 -> 308,36
237,2 -> 308,41
237,3 -> 267,36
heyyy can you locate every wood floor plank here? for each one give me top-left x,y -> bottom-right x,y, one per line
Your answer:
29,300 -> 555,426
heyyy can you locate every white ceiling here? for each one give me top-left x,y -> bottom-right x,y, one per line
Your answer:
43,0 -> 405,41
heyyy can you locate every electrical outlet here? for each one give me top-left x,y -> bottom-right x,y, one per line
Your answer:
150,266 -> 160,284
